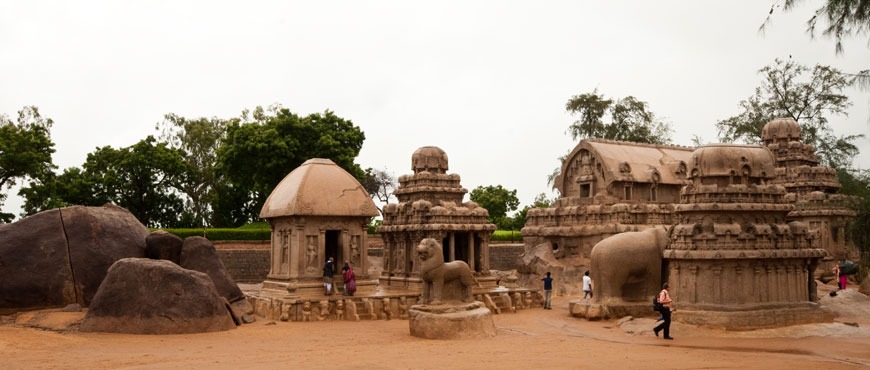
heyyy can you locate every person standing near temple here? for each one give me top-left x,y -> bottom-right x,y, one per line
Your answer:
582,271 -> 593,299
323,257 -> 335,295
653,283 -> 674,340
343,261 -> 357,296
541,272 -> 554,309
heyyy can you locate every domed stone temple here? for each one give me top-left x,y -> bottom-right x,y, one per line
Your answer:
762,118 -> 860,273
259,158 -> 380,295
665,144 -> 830,328
378,146 -> 498,289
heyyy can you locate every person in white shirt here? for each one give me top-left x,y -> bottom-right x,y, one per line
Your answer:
582,271 -> 593,299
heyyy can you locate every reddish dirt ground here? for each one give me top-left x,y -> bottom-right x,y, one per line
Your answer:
2,290 -> 869,370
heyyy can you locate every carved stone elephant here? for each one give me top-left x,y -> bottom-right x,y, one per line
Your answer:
590,228 -> 670,304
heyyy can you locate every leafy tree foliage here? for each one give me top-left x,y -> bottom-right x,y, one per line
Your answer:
0,106 -> 56,222
21,136 -> 188,227
715,59 -> 863,168
838,169 -> 870,270
513,193 -> 556,231
762,0 -> 870,54
469,185 -> 520,229
565,90 -> 672,144
361,167 -> 396,209
156,113 -> 230,227
217,108 -> 366,225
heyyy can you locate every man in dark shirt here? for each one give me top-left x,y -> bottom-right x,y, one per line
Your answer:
323,257 -> 335,295
541,272 -> 553,309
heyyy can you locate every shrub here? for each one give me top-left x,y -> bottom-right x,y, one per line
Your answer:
159,228 -> 270,241
491,230 -> 523,242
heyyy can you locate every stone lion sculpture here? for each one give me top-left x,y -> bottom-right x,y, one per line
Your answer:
416,238 -> 476,305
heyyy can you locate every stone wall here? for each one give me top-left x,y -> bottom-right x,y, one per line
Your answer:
213,237 -> 523,283
489,243 -> 524,271
214,241 -> 270,283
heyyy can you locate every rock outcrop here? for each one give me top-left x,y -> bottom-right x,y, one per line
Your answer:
0,205 -> 148,313
80,258 -> 237,334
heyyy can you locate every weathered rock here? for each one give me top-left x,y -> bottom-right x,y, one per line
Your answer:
409,302 -> 496,339
0,208 -> 74,313
179,236 -> 246,304
80,258 -> 236,334
61,205 -> 150,306
145,230 -> 182,264
0,205 -> 148,313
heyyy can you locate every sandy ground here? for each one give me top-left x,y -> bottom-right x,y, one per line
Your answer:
2,287 -> 869,370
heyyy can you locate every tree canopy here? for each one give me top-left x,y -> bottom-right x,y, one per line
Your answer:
216,107 -> 366,225
469,185 -> 520,230
0,106 -> 56,222
361,167 -> 396,209
565,91 -> 672,144
156,113 -> 230,227
715,58 -> 863,168
762,0 -> 870,54
22,136 -> 188,227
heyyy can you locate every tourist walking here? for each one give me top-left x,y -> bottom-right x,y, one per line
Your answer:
541,272 -> 553,309
582,271 -> 593,299
653,282 -> 674,340
837,261 -> 848,290
323,257 -> 335,295
343,262 -> 357,296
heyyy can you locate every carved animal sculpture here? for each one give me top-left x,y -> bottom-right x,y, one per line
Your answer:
590,228 -> 670,304
416,238 -> 476,305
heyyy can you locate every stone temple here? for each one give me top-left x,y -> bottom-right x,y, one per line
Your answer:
665,144 -> 830,329
259,158 -> 380,295
378,146 -> 498,289
762,118 -> 860,274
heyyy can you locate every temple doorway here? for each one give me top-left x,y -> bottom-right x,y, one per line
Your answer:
325,230 -> 342,264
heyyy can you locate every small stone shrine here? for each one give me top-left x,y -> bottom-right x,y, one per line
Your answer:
378,146 -> 498,289
665,144 -> 830,329
259,158 -> 379,295
762,118 -> 860,274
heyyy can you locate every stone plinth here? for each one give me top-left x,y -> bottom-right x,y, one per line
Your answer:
408,302 -> 496,339
568,300 -> 653,321
675,303 -> 833,330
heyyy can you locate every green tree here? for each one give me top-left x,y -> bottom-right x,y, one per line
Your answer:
469,185 -> 520,229
839,169 -> 870,271
22,136 -> 188,227
0,106 -> 56,222
513,193 -> 556,231
715,59 -> 863,168
156,113 -> 230,227
565,90 -> 672,144
762,0 -> 870,54
217,108 -> 366,225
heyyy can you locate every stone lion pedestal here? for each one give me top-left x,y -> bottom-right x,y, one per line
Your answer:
408,302 -> 496,339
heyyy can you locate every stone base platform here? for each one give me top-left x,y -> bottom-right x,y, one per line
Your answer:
245,283 -> 543,322
569,300 -> 657,320
409,302 -> 496,339
674,303 -> 834,330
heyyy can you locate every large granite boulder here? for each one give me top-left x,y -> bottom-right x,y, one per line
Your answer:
0,205 -> 148,313
145,230 -> 183,264
0,209 -> 73,313
180,236 -> 253,318
80,258 -> 237,334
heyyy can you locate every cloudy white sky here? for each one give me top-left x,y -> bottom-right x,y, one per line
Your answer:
1,1 -> 869,219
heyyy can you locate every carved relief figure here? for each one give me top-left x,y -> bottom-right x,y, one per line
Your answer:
345,298 -> 359,321
382,297 -> 392,320
334,300 -> 344,321
306,236 -> 318,272
317,300 -> 330,321
416,238 -> 477,305
302,301 -> 312,322
350,236 -> 361,266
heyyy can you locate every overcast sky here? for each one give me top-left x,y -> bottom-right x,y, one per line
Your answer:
2,1 -> 869,220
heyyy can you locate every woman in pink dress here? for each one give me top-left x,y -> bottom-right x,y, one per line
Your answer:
343,262 -> 357,296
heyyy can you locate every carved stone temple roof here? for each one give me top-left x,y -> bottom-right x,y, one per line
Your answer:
259,158 -> 379,218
